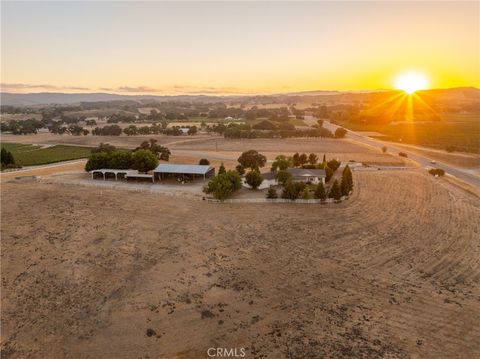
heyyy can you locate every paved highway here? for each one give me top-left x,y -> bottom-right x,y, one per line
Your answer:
314,117 -> 480,188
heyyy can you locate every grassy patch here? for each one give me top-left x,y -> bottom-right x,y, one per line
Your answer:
0,143 -> 92,166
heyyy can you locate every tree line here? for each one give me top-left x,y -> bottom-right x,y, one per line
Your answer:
85,139 -> 171,173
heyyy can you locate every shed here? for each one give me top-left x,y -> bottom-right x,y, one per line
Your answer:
153,164 -> 215,181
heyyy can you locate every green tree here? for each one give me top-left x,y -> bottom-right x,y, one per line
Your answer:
328,179 -> 342,200
342,165 -> 353,193
237,150 -> 266,170
109,150 -> 133,169
322,154 -> 326,163
136,139 -> 171,161
271,155 -> 291,171
266,185 -> 278,199
276,170 -> 292,185
325,166 -> 334,182
1,148 -> 15,167
314,182 -> 327,201
198,158 -> 210,165
85,152 -> 111,171
299,153 -> 308,166
308,153 -> 318,165
235,164 -> 245,175
245,170 -> 263,189
131,149 -> 159,173
327,159 -> 341,172
218,162 -> 226,175
92,143 -> 116,154
204,174 -> 233,201
292,153 -> 301,167
225,170 -> 242,191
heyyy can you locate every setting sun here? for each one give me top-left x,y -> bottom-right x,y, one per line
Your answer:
394,72 -> 430,94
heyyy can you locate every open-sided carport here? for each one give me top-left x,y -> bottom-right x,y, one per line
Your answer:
153,164 -> 215,181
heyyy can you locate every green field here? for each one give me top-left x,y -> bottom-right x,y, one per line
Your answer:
0,143 -> 92,166
338,113 -> 480,153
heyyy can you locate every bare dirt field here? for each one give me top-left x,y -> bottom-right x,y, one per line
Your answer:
1,170 -> 479,358
2,134 -> 408,167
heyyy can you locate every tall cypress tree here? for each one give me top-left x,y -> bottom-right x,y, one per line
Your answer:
328,179 -> 342,200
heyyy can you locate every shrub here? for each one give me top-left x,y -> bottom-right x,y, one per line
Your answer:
381,146 -> 387,153
131,149 -> 159,173
398,152 -> 408,158
281,180 -> 306,200
204,174 -> 234,201
328,179 -> 342,201
266,186 -> 278,199
335,127 -> 347,138
429,168 -> 445,177
445,146 -> 456,153
245,170 -> 263,189
204,170 -> 242,200
314,183 -> 326,201
199,158 -> 210,165
301,187 -> 311,200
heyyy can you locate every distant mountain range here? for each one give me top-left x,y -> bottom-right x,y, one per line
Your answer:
1,87 -> 478,106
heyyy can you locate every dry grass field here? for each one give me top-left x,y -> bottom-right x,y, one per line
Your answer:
1,170 -> 479,358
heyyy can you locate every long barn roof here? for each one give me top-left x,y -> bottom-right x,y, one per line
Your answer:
154,164 -> 214,175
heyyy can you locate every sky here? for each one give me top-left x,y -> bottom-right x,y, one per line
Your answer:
1,1 -> 479,95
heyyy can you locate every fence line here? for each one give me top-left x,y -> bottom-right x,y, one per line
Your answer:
37,177 -> 351,204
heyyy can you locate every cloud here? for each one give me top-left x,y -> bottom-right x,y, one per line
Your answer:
116,86 -> 162,93
172,85 -> 250,94
1,83 -> 90,92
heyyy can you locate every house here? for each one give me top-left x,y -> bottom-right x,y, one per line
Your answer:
178,128 -> 190,135
244,168 -> 326,189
